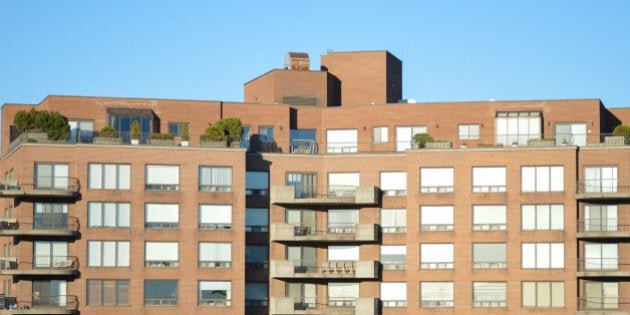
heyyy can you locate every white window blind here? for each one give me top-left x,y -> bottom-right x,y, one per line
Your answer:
146,165 -> 179,184
473,205 -> 506,230
472,167 -> 506,192
199,243 -> 231,262
145,242 -> 178,261
421,244 -> 453,268
327,129 -> 358,153
328,283 -> 359,298
380,172 -> 406,196
328,246 -> 359,261
420,168 -> 454,192
381,282 -> 406,305
199,205 -> 232,228
380,208 -> 406,233
421,206 -> 454,231
421,282 -> 454,307
145,203 -> 179,225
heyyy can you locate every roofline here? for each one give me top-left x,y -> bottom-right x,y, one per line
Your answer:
243,69 -> 326,85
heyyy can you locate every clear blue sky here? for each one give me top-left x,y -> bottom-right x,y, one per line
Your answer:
1,1 -> 629,108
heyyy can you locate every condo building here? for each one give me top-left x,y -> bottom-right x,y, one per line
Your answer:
0,50 -> 628,314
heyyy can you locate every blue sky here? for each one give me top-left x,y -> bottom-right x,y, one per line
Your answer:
1,1 -> 629,108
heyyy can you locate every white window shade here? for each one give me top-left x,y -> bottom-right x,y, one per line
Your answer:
473,243 -> 506,262
329,173 -> 360,187
199,205 -> 232,223
327,129 -> 358,153
421,168 -> 454,190
381,246 -> 406,256
380,172 -> 407,190
381,283 -> 406,301
146,165 -> 179,184
421,244 -> 453,262
146,204 -> 179,222
145,242 -> 178,261
200,281 -> 231,299
328,246 -> 359,261
473,167 -> 506,191
328,283 -> 359,298
421,282 -> 453,301
473,205 -> 506,228
199,243 -> 231,261
421,206 -> 454,225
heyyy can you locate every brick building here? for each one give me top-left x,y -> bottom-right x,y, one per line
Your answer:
0,50 -> 628,314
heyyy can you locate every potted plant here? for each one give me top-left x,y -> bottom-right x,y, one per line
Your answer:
412,133 -> 434,149
94,126 -> 122,144
181,123 -> 190,146
131,120 -> 141,145
611,125 -> 630,144
200,124 -> 227,147
216,117 -> 243,147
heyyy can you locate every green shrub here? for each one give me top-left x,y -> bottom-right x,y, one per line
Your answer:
413,133 -> 434,148
613,125 -> 630,144
215,117 -> 243,137
99,126 -> 118,138
13,108 -> 70,140
181,123 -> 190,141
150,133 -> 175,140
202,124 -> 226,141
131,120 -> 141,140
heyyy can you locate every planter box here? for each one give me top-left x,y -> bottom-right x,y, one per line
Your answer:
425,141 -> 452,149
200,140 -> 227,148
94,137 -> 123,145
148,139 -> 175,146
229,140 -> 241,148
605,136 -> 625,146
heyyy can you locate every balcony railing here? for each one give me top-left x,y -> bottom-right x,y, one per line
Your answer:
10,295 -> 79,313
271,260 -> 378,279
0,215 -> 80,237
0,176 -> 80,200
0,256 -> 79,276
576,182 -> 630,200
271,186 -> 380,207
270,297 -> 379,315
270,223 -> 379,243
577,258 -> 630,276
578,297 -> 630,312
577,219 -> 630,238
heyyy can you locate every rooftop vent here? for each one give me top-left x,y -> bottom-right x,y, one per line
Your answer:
284,52 -> 310,71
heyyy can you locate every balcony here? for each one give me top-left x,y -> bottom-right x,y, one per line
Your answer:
0,256 -> 79,276
0,295 -> 79,314
270,224 -> 379,243
270,297 -> 379,315
577,258 -> 630,278
270,186 -> 380,208
577,297 -> 630,315
576,182 -> 630,201
270,260 -> 378,279
577,219 -> 630,239
0,176 -> 80,201
0,216 -> 80,238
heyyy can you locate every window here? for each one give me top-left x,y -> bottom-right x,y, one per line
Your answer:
144,280 -> 177,306
584,205 -> 617,232
555,122 -> 587,146
199,281 -> 231,306
289,129 -> 316,154
420,168 -> 454,193
420,206 -> 454,231
145,165 -> 179,191
584,166 -> 617,193
472,167 -> 506,192
68,120 -> 94,143
245,245 -> 268,270
496,111 -> 541,145
246,208 -> 269,232
328,283 -> 358,306
199,167 -> 232,192
287,173 -> 317,198
34,241 -> 67,268
380,172 -> 406,196
522,204 -> 564,230
473,205 -> 506,230
328,209 -> 358,233
373,127 -> 388,143
33,280 -> 66,307
87,241 -> 130,267
458,124 -> 480,140
396,126 -> 427,151
584,282 -> 618,309
473,282 -> 507,307
522,243 -> 564,269
246,171 -> 269,196
381,283 -> 406,307
199,243 -> 231,268
286,283 -> 315,309
328,172 -> 359,196
145,242 -> 178,267
327,129 -> 358,153
199,205 -> 232,230
145,203 -> 179,229
167,122 -> 188,137
35,163 -> 68,189
34,202 -> 68,229
245,282 -> 269,307
421,282 -> 454,307
473,243 -> 507,269
87,280 -> 129,306
88,202 -> 130,228
328,246 -> 359,261
381,246 -> 406,270
88,163 -> 131,190
380,208 -> 406,233
258,126 -> 274,142
584,243 -> 618,270
521,166 -> 564,192
420,244 -> 453,269
522,282 -> 564,308
108,109 -> 153,143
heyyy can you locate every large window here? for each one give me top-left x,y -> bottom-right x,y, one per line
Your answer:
199,205 -> 232,230
87,280 -> 129,306
473,282 -> 507,307
381,208 -> 406,233
521,166 -> 564,192
258,126 -> 274,142
473,205 -> 506,231
145,203 -> 179,229
199,281 -> 231,306
199,243 -> 231,268
328,210 -> 358,233
472,167 -> 506,192
167,122 -> 189,137
246,171 -> 269,196
584,243 -> 618,270
522,243 -> 564,269
327,129 -> 358,153
421,282 -> 453,308
420,206 -> 454,231
381,246 -> 406,270
584,166 -> 618,193
88,163 -> 130,190
35,163 -> 68,189
522,204 -> 564,230
396,126 -> 427,151
328,172 -> 360,196
34,241 -> 67,268
584,282 -> 618,309
473,243 -> 507,269
246,208 -> 269,232
373,127 -> 388,144
458,124 -> 480,140
522,282 -> 564,308
555,122 -> 587,146
328,246 -> 359,261
199,167 -> 232,192
33,280 -> 67,307
328,283 -> 358,306
420,167 -> 454,193
144,280 -> 177,306
34,203 -> 68,229
145,165 -> 179,191
496,111 -> 541,145
87,241 -> 130,267
584,205 -> 617,232
88,202 -> 130,228
145,242 -> 178,267
380,172 -> 407,196
245,282 -> 269,307
381,282 -> 406,307
287,173 -> 317,198
420,244 -> 453,269
245,245 -> 269,270
68,120 -> 94,144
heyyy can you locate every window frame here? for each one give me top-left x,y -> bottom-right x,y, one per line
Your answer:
88,202 -> 130,228
87,241 -> 130,267
458,124 -> 480,140
199,166 -> 232,192
144,280 -> 178,306
87,279 -> 130,306
145,165 -> 179,191
88,163 -> 131,190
